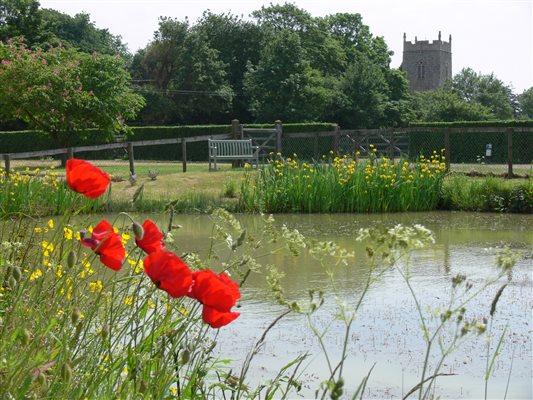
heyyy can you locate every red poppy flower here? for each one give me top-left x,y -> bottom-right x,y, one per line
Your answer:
135,220 -> 165,254
80,219 -> 125,271
143,251 -> 192,298
202,305 -> 240,328
66,158 -> 111,199
189,270 -> 240,312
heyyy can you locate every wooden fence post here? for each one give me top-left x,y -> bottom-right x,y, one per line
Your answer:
181,138 -> 187,173
67,147 -> 74,160
507,128 -> 513,177
3,154 -> 10,177
387,129 -> 394,160
332,124 -> 340,155
314,132 -> 319,159
275,120 -> 283,154
444,129 -> 451,172
127,142 -> 135,176
231,119 -> 240,139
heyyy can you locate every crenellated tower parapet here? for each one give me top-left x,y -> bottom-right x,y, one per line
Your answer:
401,31 -> 452,91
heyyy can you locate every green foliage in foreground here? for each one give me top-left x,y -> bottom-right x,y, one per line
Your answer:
1,159 -> 532,219
0,167 -> 104,218
239,152 -> 446,213
441,175 -> 533,213
0,208 -> 521,399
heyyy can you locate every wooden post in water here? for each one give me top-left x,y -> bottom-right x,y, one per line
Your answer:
127,142 -> 135,176
444,129 -> 451,172
3,154 -> 10,177
507,128 -> 513,177
181,138 -> 187,173
275,120 -> 283,154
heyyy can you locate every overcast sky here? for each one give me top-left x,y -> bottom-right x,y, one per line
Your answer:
39,0 -> 532,93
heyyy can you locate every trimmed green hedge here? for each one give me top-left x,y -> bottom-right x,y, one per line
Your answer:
410,119 -> 533,128
0,123 -> 336,161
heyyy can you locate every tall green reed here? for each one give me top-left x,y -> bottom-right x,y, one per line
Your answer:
239,150 -> 447,213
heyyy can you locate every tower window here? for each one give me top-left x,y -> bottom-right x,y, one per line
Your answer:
417,62 -> 425,79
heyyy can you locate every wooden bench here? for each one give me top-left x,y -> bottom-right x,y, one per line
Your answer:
208,139 -> 259,171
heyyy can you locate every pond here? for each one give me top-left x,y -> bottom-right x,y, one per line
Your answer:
58,210 -> 531,398
151,211 -> 532,399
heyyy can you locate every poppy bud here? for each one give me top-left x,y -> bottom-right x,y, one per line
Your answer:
180,349 -> 190,364
100,323 -> 109,339
132,222 -> 144,240
67,250 -> 77,268
139,379 -> 148,393
20,328 -> 31,346
36,371 -> 47,386
11,265 -> 22,281
71,307 -> 81,324
8,276 -> 17,289
61,363 -> 73,382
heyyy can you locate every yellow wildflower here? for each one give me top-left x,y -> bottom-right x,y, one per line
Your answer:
29,269 -> 43,281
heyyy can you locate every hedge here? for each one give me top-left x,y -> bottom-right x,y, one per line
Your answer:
0,123 -> 336,161
409,119 -> 533,128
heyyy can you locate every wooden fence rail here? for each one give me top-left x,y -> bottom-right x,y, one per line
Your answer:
1,125 -> 532,177
1,133 -> 232,175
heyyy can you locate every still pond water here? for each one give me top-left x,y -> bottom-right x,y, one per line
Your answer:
128,211 -> 531,398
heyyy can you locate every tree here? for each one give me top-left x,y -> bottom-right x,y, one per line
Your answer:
518,87 -> 533,118
39,9 -> 129,57
0,0 -> 42,45
413,88 -> 493,122
244,29 -> 332,122
0,38 -> 144,146
131,17 -> 233,124
448,68 -> 514,119
194,11 -> 264,120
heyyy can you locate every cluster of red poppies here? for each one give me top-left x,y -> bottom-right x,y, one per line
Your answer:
66,159 -> 240,328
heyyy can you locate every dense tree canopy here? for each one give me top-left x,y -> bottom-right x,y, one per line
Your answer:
131,17 -> 233,124
0,0 -> 128,56
129,3 -> 414,127
0,38 -> 144,146
413,68 -> 519,122
518,87 -> 533,118
0,1 -> 528,129
446,68 -> 514,119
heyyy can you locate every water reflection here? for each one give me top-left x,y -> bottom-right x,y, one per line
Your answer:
74,211 -> 533,398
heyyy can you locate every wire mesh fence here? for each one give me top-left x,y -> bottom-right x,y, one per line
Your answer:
2,126 -> 532,177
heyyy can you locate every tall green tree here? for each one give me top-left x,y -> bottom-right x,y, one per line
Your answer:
39,9 -> 129,56
518,87 -> 533,118
448,68 -> 514,119
0,0 -> 41,45
413,88 -> 493,122
194,11 -> 264,120
0,38 -> 144,146
131,17 -> 233,124
244,29 -> 332,122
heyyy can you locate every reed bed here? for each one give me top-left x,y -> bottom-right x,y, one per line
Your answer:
0,167 -> 103,217
240,149 -> 447,213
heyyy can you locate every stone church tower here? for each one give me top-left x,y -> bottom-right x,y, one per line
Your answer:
401,31 -> 452,91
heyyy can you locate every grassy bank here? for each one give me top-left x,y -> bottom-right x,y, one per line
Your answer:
1,160 -> 532,218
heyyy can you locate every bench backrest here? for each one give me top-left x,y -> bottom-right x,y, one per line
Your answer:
209,139 -> 254,156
